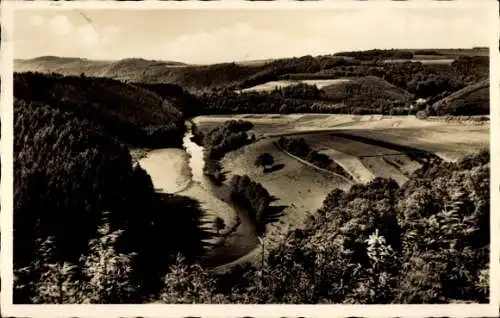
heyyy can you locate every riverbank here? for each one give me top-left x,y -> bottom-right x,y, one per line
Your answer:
138,148 -> 192,194
136,122 -> 259,269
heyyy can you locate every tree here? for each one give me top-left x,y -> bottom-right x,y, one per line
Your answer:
81,216 -> 138,303
255,153 -> 274,170
214,217 -> 225,236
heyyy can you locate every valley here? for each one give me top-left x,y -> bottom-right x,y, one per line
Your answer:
13,46 -> 491,305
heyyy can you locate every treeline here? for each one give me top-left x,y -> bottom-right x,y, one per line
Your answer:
14,72 -> 189,148
199,63 -> 488,116
278,136 -> 351,180
235,55 -> 355,90
14,99 -> 210,303
199,120 -> 255,184
334,49 -> 414,60
230,175 -> 274,235
152,150 -> 490,304
199,80 -> 412,116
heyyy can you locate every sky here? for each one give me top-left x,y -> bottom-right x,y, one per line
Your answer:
14,7 -> 493,64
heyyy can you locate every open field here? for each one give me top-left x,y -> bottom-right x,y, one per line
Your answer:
300,133 -> 416,186
317,148 -> 375,184
338,126 -> 489,162
194,114 -> 489,163
193,113 -> 488,267
383,59 -> 455,65
194,114 -> 440,137
221,137 -> 352,248
239,78 -> 351,93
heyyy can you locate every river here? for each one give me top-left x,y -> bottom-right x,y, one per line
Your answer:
139,121 -> 259,268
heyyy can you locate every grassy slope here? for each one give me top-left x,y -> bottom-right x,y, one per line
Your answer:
221,137 -> 352,249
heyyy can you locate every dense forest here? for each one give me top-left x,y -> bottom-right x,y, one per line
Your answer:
198,56 -> 489,116
14,99 -> 212,303
15,52 -> 489,121
14,72 -> 189,148
230,175 -> 275,235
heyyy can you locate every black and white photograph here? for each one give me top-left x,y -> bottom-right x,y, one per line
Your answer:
1,0 -> 498,316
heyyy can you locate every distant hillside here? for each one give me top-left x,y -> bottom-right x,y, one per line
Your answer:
15,56 -> 185,77
334,48 -> 489,60
15,57 -> 266,92
199,76 -> 414,115
14,55 -> 352,93
14,72 -> 191,148
431,79 -> 489,115
15,49 -> 488,107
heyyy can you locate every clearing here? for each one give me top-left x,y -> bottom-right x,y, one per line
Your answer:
221,137 -> 352,248
239,79 -> 351,93
300,133 -> 415,186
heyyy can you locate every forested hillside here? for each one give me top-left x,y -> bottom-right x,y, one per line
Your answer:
15,49 -> 489,117
14,72 -> 188,148
155,150 -> 490,304
14,99 -> 211,303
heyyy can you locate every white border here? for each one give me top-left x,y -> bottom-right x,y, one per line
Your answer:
1,1 -> 499,317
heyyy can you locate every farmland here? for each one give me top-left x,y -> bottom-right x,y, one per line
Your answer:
193,113 -> 489,251
221,136 -> 352,249
239,78 -> 351,93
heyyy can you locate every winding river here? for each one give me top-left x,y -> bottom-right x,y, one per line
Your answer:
139,121 -> 259,268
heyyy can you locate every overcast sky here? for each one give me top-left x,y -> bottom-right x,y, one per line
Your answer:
14,7 -> 492,64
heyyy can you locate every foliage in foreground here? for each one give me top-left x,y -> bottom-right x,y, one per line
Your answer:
15,101 -> 489,304
159,150 -> 490,304
14,100 -> 209,303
